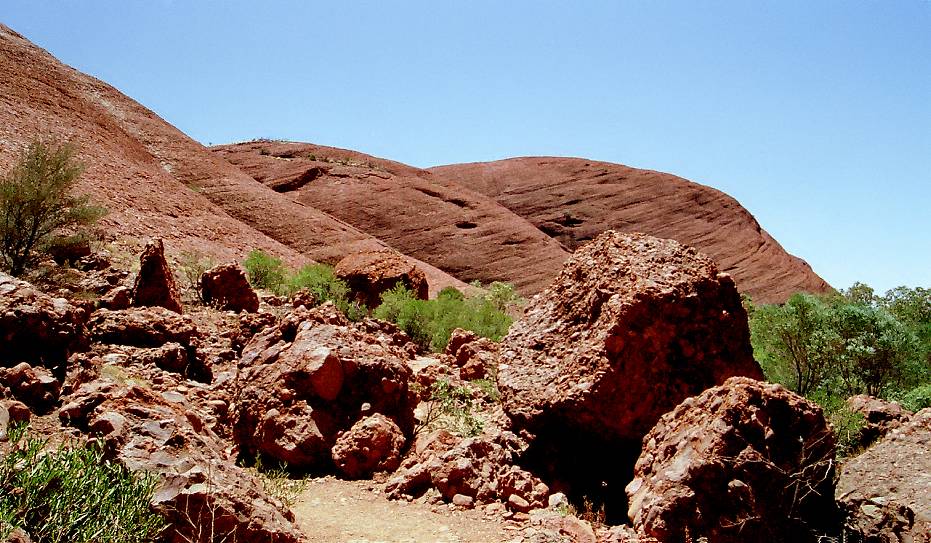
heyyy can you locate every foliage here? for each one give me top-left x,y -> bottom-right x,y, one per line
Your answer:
178,250 -> 215,304
283,263 -> 349,303
897,383 -> 931,412
249,455 -> 306,509
0,139 -> 105,276
808,390 -> 866,458
471,378 -> 501,403
242,249 -> 287,291
373,284 -> 514,352
0,424 -> 166,542
417,380 -> 484,437
750,289 -> 924,398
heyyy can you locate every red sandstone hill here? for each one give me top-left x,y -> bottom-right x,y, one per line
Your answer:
212,141 -> 570,293
0,24 -> 466,295
430,158 -> 831,303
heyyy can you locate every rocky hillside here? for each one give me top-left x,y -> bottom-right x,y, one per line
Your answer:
212,141 -> 570,293
0,23 -> 466,295
430,158 -> 831,303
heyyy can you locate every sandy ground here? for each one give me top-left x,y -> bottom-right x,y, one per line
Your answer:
293,477 -> 521,543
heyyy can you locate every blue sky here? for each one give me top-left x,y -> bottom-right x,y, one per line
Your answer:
3,1 -> 929,293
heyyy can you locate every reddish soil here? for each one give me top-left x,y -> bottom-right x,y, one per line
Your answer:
430,158 -> 831,303
212,141 -> 571,294
0,24 -> 466,296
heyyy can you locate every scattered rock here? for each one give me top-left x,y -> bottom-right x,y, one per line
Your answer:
290,288 -> 317,309
452,493 -> 475,509
846,394 -> 913,447
131,239 -> 183,314
233,304 -> 417,470
331,413 -> 406,479
59,378 -> 308,543
386,429 -> 547,508
200,263 -> 259,313
626,377 -> 837,543
99,285 -> 131,310
88,307 -> 199,348
335,249 -> 429,308
0,272 -> 87,372
0,363 -> 61,413
837,408 -> 931,543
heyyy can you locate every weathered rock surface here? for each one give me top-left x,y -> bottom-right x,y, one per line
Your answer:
499,232 -> 761,443
0,272 -> 87,371
200,263 -> 259,313
0,363 -> 60,413
335,249 -> 429,308
59,377 -> 307,543
430,157 -> 832,303
626,377 -> 838,543
386,429 -> 548,508
445,329 -> 498,381
131,239 -> 183,314
331,413 -> 406,479
213,140 -> 569,294
837,408 -> 931,543
846,394 -> 913,447
233,303 -> 417,470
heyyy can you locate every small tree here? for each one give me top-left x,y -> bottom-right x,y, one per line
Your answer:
0,139 -> 104,276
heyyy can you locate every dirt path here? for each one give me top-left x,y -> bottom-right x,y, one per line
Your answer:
293,477 -> 521,543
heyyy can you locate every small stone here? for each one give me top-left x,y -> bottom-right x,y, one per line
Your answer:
508,493 -> 531,513
452,493 -> 475,508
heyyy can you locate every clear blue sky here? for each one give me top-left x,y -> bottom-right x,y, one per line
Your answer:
3,1 -> 929,293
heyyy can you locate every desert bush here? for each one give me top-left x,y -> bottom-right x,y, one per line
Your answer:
751,290 -> 923,398
898,382 -> 931,412
178,250 -> 215,304
242,249 -> 287,291
0,424 -> 165,542
283,263 -> 349,303
248,455 -> 307,509
417,380 -> 483,437
0,139 -> 106,276
808,390 -> 866,458
373,284 -> 514,352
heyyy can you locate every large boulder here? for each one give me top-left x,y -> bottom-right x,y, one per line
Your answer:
58,378 -> 307,543
331,413 -> 406,479
131,238 -> 183,314
233,303 -> 417,470
335,249 -> 429,308
0,272 -> 87,373
837,408 -> 931,543
626,377 -> 838,543
498,231 -> 761,443
200,263 -> 259,313
845,394 -> 913,447
0,363 -> 61,413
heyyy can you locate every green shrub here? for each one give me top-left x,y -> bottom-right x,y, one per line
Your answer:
177,250 -> 215,304
898,383 -> 931,412
284,263 -> 349,303
0,139 -> 106,276
243,249 -> 287,291
0,424 -> 166,542
809,390 -> 866,458
373,284 -> 514,352
418,380 -> 483,437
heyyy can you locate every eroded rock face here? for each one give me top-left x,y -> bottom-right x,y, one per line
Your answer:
131,239 -> 183,314
59,378 -> 307,543
331,413 -> 406,479
385,429 -> 548,509
499,232 -> 761,444
846,394 -> 913,447
837,408 -> 931,543
201,263 -> 259,313
233,303 -> 417,470
626,377 -> 837,543
335,249 -> 429,308
0,363 -> 60,413
0,272 -> 87,372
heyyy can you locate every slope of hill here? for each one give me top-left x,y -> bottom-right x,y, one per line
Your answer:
212,141 -> 571,293
0,24 -> 467,295
430,158 -> 831,303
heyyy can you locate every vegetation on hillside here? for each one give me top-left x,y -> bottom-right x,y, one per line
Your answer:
374,284 -> 516,352
0,139 -> 105,276
0,425 -> 165,542
749,283 -> 931,452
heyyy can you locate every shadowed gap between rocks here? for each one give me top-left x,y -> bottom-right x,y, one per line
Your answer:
517,424 -> 642,525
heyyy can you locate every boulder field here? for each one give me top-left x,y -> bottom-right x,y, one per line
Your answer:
0,233 -> 909,542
